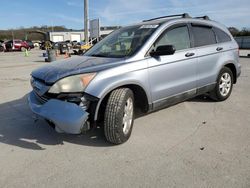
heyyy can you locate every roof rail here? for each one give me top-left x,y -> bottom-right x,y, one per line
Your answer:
143,13 -> 191,22
195,15 -> 210,20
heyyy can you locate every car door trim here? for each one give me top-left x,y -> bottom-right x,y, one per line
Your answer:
152,82 -> 216,111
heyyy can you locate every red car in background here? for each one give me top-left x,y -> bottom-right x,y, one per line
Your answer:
5,40 -> 30,51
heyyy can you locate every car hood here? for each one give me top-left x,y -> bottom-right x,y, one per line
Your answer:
31,55 -> 125,84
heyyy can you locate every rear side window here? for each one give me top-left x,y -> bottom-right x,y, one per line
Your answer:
213,27 -> 231,43
155,26 -> 191,51
192,25 -> 216,47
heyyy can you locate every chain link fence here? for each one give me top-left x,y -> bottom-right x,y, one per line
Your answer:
235,36 -> 250,49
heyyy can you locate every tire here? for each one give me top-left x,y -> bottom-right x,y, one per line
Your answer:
21,47 -> 26,52
104,88 -> 134,144
210,67 -> 233,101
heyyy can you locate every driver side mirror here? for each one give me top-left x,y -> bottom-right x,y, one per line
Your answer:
150,45 -> 176,57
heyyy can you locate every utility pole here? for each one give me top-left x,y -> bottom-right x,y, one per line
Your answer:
51,20 -> 54,32
84,0 -> 89,44
12,31 -> 15,50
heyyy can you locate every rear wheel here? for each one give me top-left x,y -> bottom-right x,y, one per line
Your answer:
210,67 -> 233,101
104,88 -> 134,144
21,47 -> 26,52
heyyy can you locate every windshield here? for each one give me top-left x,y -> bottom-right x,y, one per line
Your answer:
85,25 -> 158,58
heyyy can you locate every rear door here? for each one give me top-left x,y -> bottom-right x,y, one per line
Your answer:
148,24 -> 197,108
191,24 -> 221,89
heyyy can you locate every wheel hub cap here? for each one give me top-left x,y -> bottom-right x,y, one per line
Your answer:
219,73 -> 231,97
123,98 -> 133,134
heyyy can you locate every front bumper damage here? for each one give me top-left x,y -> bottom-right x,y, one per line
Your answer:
28,91 -> 89,134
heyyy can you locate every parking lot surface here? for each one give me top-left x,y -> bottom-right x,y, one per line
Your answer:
0,50 -> 250,188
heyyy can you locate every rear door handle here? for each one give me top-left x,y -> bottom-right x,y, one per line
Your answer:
216,47 -> 223,51
185,52 -> 195,57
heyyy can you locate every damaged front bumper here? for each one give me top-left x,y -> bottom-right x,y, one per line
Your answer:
28,91 -> 89,134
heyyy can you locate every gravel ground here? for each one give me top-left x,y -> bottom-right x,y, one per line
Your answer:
0,50 -> 249,188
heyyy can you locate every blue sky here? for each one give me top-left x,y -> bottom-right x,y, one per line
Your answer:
0,0 -> 249,30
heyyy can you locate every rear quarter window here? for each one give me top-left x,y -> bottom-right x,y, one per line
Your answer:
192,25 -> 216,47
213,27 -> 232,43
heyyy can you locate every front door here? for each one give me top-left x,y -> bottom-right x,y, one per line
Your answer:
148,24 -> 197,109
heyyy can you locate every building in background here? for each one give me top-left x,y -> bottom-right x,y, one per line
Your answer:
49,26 -> 120,43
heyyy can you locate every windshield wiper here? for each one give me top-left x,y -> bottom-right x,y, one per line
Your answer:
90,54 -> 109,57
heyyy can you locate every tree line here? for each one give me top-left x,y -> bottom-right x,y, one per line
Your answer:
228,27 -> 250,37
0,25 -> 75,41
0,25 -> 249,41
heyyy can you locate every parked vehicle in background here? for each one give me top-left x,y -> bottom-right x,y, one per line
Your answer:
5,40 -> 29,52
65,40 -> 72,46
0,40 -> 5,52
32,40 -> 41,48
25,40 -> 35,49
39,41 -> 46,50
58,41 -> 72,54
28,13 -> 241,144
71,40 -> 78,48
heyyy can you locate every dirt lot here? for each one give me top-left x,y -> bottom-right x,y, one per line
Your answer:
0,50 -> 249,188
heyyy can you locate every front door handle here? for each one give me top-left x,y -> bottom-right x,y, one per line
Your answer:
185,52 -> 195,57
216,47 -> 223,51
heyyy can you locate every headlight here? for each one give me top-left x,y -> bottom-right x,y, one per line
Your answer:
48,73 -> 96,94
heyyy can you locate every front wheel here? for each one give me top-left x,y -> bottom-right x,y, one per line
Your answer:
104,88 -> 134,144
0,46 -> 4,52
210,67 -> 233,101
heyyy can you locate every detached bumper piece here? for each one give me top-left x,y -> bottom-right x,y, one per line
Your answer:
28,91 -> 89,134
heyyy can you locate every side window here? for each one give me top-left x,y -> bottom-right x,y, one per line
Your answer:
213,27 -> 231,43
192,25 -> 216,47
155,26 -> 191,51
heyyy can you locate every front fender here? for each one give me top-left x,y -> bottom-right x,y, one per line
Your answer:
85,67 -> 151,121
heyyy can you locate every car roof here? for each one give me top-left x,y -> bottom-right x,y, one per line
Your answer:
128,13 -> 229,33
140,17 -> 217,27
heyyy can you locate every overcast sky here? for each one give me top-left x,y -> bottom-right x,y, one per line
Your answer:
0,0 -> 249,30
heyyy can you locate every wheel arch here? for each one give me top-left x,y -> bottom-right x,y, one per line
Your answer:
224,63 -> 237,84
93,83 -> 150,122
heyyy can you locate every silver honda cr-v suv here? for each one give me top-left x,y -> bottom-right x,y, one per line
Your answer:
28,13 -> 241,144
